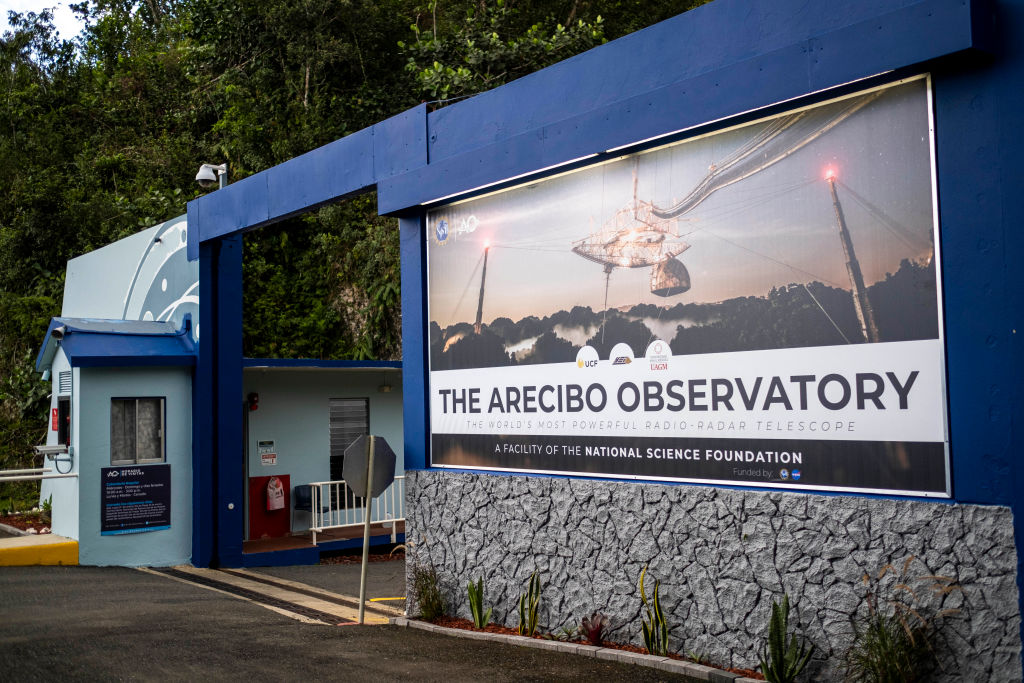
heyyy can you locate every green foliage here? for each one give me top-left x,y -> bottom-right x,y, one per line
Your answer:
843,557 -> 962,682
517,570 -> 542,636
760,594 -> 815,683
639,565 -> 669,656
402,0 -> 606,101
467,576 -> 492,629
0,0 -> 703,482
411,564 -> 446,620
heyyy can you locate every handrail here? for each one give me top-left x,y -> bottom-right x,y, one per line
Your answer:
304,476 -> 405,546
0,473 -> 76,483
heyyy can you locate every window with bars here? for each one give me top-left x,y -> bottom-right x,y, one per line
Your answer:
111,397 -> 165,465
329,398 -> 368,507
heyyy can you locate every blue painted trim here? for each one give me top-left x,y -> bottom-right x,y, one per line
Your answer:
241,546 -> 319,567
36,316 -> 194,372
237,533 -> 405,568
426,467 -> 958,505
400,215 -> 429,471
186,105 -> 428,261
377,0 -> 990,212
215,235 -> 244,568
242,358 -> 401,369
193,242 -> 217,567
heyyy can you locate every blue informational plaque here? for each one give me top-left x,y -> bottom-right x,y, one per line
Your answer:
101,464 -> 171,535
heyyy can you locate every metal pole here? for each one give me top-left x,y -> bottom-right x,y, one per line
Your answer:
827,176 -> 880,343
0,473 -> 77,482
358,436 -> 376,624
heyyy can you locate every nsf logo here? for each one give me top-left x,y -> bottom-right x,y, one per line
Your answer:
435,218 -> 449,244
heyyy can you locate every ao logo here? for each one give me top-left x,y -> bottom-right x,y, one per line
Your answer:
434,215 -> 479,245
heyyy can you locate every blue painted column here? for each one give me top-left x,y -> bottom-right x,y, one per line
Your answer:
400,214 -> 429,471
215,234 -> 245,567
192,240 -> 217,567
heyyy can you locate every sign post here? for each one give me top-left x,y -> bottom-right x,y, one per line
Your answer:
343,435 -> 396,624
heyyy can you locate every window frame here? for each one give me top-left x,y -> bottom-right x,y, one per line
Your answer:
110,396 -> 166,466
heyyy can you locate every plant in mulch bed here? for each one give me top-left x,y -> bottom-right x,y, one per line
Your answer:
639,565 -> 670,656
517,570 -> 542,636
411,564 -> 446,619
580,611 -> 610,646
843,557 -> 962,682
759,593 -> 814,683
467,576 -> 492,629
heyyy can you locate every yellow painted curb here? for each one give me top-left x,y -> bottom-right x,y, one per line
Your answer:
0,534 -> 78,566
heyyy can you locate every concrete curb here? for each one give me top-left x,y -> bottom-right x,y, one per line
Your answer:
389,617 -> 760,682
0,534 -> 78,566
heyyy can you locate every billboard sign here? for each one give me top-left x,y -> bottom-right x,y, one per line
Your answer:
426,76 -> 950,497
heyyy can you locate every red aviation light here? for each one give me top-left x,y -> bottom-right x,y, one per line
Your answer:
824,167 -> 837,181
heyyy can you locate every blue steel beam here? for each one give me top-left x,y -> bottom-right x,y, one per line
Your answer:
378,0 -> 991,212
185,0 -> 985,239
186,104 -> 427,261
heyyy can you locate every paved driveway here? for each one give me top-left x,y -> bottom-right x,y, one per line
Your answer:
0,565 -> 691,681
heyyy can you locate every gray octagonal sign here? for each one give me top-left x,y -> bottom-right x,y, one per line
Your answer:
343,435 -> 396,498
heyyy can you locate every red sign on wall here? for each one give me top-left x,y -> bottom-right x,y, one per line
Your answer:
51,408 -> 59,431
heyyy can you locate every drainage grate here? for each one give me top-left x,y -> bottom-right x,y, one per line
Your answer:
153,568 -> 354,625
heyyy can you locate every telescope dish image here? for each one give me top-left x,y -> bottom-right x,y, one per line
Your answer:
572,165 -> 692,299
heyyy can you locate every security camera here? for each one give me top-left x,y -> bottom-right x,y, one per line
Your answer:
195,163 -> 227,189
51,325 -> 66,340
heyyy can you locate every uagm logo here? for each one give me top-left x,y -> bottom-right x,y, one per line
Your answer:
612,357 -> 632,366
645,339 -> 669,371
780,469 -> 789,480
577,359 -> 598,368
435,218 -> 449,244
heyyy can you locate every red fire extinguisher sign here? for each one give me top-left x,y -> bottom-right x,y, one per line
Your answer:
51,408 -> 59,431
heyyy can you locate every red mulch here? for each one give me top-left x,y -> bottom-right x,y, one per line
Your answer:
420,616 -> 763,679
0,513 -> 49,533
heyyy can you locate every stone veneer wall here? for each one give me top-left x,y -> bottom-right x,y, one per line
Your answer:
405,470 -> 1022,681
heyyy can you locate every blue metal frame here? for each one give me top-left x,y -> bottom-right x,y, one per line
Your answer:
242,358 -> 401,369
185,0 -> 1022,631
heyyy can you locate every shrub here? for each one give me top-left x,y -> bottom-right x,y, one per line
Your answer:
760,594 -> 814,683
843,557 -> 962,682
518,570 -> 542,636
639,565 -> 669,656
411,564 -> 446,620
580,611 -> 609,646
467,576 -> 492,629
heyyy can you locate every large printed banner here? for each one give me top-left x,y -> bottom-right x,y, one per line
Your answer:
426,76 -> 950,496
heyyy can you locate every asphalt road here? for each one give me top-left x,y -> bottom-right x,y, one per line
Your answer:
0,565 -> 691,682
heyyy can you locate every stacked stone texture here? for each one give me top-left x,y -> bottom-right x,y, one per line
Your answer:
405,470 -> 1021,681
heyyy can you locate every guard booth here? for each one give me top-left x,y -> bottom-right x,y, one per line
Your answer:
34,216 -> 406,566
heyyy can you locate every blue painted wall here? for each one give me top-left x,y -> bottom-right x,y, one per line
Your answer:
76,366 -> 192,567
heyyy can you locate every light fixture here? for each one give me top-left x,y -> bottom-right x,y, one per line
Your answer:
196,163 -> 228,189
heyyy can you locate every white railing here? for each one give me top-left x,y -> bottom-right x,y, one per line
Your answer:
305,476 -> 405,545
0,467 -> 78,482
